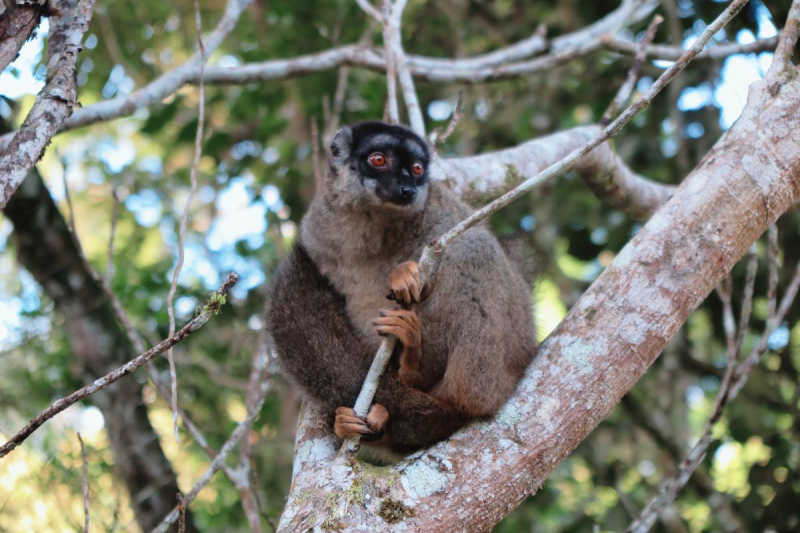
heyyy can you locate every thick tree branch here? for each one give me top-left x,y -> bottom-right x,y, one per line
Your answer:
436,125 -> 675,220
628,244 -> 800,533
0,273 -> 238,459
0,1 -> 44,73
0,0 -> 96,210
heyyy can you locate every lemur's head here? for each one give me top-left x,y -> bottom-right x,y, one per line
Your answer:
325,121 -> 430,214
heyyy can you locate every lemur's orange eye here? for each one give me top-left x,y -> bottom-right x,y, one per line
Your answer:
368,153 -> 387,168
412,162 -> 424,176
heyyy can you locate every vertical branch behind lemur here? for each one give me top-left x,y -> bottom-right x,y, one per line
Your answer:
380,0 -> 399,125
389,0 -> 426,136
342,0 -> 750,456
166,0 -> 208,443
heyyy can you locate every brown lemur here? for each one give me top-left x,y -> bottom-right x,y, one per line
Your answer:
267,121 -> 537,454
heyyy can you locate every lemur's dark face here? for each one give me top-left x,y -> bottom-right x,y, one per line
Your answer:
328,122 -> 430,213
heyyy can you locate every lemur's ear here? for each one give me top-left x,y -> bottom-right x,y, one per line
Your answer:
330,126 -> 353,161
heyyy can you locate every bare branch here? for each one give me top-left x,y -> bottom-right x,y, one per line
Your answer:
437,125 -> 675,220
768,0 -> 800,75
736,245 -> 758,354
605,34 -> 779,62
1,0 -> 250,144
601,15 -> 663,125
0,0 -> 656,151
77,432 -> 90,533
177,495 -> 186,533
431,0 -> 750,253
0,0 -> 96,210
628,243 -> 800,533
0,273 -> 239,459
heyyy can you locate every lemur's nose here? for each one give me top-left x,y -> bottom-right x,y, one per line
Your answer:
400,186 -> 415,199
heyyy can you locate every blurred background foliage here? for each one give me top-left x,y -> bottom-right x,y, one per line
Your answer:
1,0 -> 799,531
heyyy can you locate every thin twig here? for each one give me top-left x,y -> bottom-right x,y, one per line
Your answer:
601,15 -> 663,125
430,92 -> 464,145
736,245 -> 758,354
767,224 -> 779,321
104,187 -> 120,288
604,33 -> 779,62
177,495 -> 186,533
77,432 -> 90,533
166,0 -> 208,443
0,273 -> 239,459
341,0 -> 751,455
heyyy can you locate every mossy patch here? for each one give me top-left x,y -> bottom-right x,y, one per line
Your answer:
377,498 -> 415,523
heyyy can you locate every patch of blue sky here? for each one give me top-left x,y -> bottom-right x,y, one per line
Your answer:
0,19 -> 48,99
126,189 -> 163,227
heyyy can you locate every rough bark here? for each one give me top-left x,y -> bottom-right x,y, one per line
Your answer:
0,1 -> 44,74
4,171 -> 196,533
0,0 -> 95,210
277,66 -> 800,532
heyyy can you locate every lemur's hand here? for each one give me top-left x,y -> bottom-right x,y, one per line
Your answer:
373,308 -> 422,388
386,261 -> 420,306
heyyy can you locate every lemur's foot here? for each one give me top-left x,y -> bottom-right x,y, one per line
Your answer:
387,261 -> 420,306
334,404 -> 389,441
